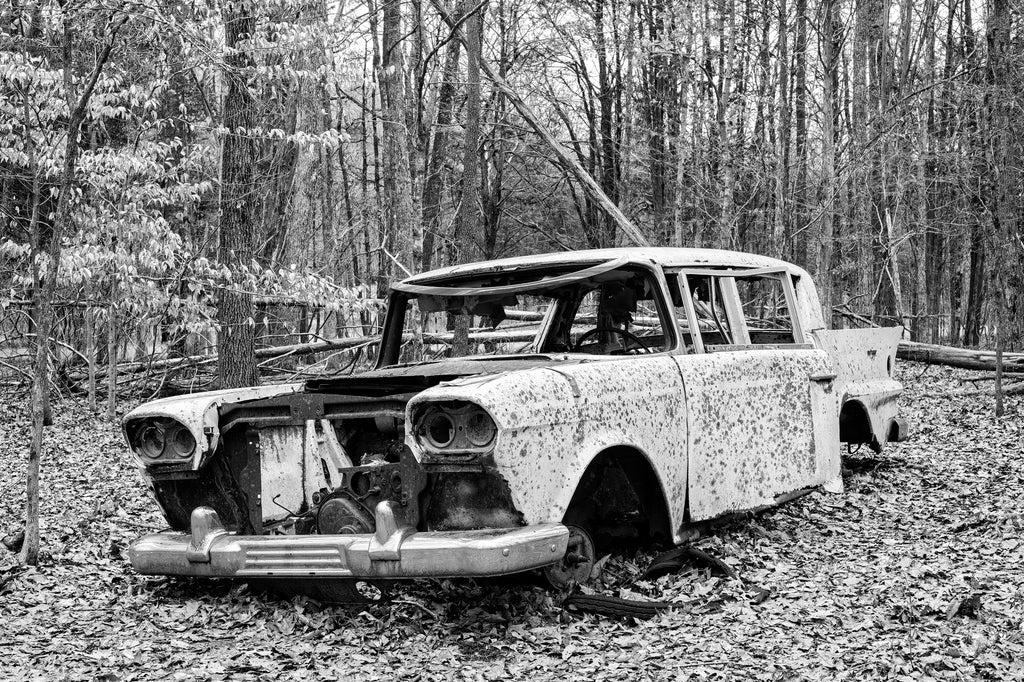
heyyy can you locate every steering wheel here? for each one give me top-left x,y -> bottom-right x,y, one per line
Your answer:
572,327 -> 650,353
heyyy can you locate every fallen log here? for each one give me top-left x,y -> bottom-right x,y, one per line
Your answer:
897,340 -> 1024,373
834,306 -> 1024,373
961,375 -> 1003,382
63,337 -> 378,383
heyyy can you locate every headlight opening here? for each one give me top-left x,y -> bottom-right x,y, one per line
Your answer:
417,403 -> 497,452
129,418 -> 196,462
464,410 -> 496,447
137,423 -> 166,459
425,412 -> 456,448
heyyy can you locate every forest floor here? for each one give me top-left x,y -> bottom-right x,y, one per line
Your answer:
0,363 -> 1022,681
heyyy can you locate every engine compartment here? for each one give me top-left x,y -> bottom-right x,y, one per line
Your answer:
147,388 -> 523,539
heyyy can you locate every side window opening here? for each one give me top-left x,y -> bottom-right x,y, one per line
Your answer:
675,268 -> 807,352
547,269 -> 670,356
687,275 -> 733,346
735,275 -> 797,345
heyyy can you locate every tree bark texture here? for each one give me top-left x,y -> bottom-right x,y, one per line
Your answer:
216,6 -> 260,389
420,0 -> 464,270
450,0 -> 483,264
379,0 -> 416,274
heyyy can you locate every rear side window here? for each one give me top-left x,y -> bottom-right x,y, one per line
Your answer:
685,276 -> 734,346
674,269 -> 807,352
735,275 -> 797,345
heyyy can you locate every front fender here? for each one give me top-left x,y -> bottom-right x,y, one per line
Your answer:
408,357 -> 688,534
121,383 -> 302,468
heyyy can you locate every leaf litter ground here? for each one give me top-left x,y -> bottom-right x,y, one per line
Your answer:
0,363 -> 1022,681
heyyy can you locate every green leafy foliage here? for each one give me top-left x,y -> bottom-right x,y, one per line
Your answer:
1,2 -> 375,372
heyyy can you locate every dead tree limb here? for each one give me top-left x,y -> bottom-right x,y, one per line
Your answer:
429,0 -> 650,248
939,382 -> 1024,397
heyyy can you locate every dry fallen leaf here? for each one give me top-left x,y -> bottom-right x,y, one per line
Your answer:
0,363 -> 1021,680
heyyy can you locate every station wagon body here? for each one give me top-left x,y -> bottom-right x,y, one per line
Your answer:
124,248 -> 908,585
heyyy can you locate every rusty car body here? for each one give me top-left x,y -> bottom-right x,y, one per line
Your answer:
124,248 -> 908,586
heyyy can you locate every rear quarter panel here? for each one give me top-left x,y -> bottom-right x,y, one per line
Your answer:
812,327 -> 904,445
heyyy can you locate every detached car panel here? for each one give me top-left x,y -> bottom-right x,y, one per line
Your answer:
123,247 -> 909,583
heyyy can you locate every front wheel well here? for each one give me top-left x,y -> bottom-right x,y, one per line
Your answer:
563,446 -> 672,549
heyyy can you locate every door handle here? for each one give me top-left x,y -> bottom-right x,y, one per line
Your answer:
809,372 -> 837,383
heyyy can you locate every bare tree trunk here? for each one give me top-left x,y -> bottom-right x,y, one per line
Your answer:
995,324 -> 1005,415
644,0 -> 672,239
817,0 -> 840,321
671,1 -> 693,246
480,0 -> 513,259
851,0 -> 872,317
23,9 -> 123,566
986,0 -> 1017,413
447,1 -> 485,357
921,0 -> 941,342
960,0 -> 985,346
421,0 -> 464,269
775,0 -> 790,257
379,0 -> 416,274
712,0 -> 736,249
932,0 -> 959,344
452,1 -> 483,263
595,0 -> 618,248
792,0 -> 807,265
106,292 -> 117,420
84,299 -> 96,413
217,5 -> 260,388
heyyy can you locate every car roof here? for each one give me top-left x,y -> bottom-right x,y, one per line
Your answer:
401,247 -> 804,285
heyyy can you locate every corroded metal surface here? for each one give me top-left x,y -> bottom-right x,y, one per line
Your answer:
674,349 -> 840,522
125,247 -> 909,583
256,425 -> 332,524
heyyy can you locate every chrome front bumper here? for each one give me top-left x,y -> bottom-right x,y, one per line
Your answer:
129,502 -> 570,580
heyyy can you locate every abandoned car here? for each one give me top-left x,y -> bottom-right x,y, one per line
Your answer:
124,248 -> 908,587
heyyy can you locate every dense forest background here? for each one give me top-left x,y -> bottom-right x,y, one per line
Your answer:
1,0 -> 1023,400
1,0 -> 1023,566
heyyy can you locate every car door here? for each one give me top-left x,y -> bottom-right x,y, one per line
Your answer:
670,269 -> 840,521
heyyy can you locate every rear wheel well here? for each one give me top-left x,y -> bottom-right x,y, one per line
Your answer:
563,447 -> 671,550
840,400 -> 880,452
